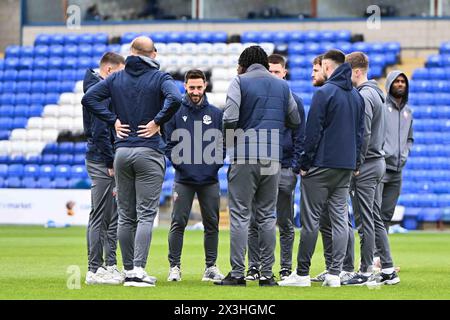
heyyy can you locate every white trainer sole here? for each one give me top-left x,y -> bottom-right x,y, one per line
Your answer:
123,281 -> 155,287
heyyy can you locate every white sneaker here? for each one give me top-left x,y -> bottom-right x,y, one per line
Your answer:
278,272 -> 311,287
322,274 -> 341,287
202,265 -> 225,281
311,270 -> 328,282
167,266 -> 181,282
123,267 -> 156,287
86,267 -> 121,285
106,265 -> 125,283
339,271 -> 356,283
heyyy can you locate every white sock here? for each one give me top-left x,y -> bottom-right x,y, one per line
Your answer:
382,267 -> 394,274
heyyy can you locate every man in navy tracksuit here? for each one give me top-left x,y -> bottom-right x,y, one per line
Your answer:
164,70 -> 225,282
279,50 -> 365,287
83,52 -> 125,285
82,36 -> 182,287
246,54 -> 305,281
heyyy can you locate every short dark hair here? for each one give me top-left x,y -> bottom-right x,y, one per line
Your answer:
268,54 -> 286,68
345,52 -> 369,70
238,45 -> 269,70
313,54 -> 324,66
184,69 -> 206,83
100,52 -> 125,66
323,49 -> 345,65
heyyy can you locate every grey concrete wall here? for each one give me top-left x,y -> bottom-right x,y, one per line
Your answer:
0,0 -> 21,52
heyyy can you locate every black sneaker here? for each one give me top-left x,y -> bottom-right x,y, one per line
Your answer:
214,272 -> 246,286
259,275 -> 278,287
373,271 -> 400,285
341,273 -> 370,286
279,268 -> 291,281
244,267 -> 260,281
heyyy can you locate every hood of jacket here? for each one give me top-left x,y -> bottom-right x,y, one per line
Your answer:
385,70 -> 409,109
325,62 -> 353,91
125,55 -> 161,77
83,68 -> 102,93
358,79 -> 386,103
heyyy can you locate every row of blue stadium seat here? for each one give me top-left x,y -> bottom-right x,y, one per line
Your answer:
0,164 -> 88,179
0,69 -> 85,81
42,142 -> 87,154
408,106 -> 450,119
0,176 -> 90,189
35,33 -> 109,46
398,193 -> 450,207
0,105 -> 44,118
412,119 -> 450,131
426,54 -> 450,68
241,30 -> 352,44
413,132 -> 450,144
409,80 -> 450,93
440,42 -> 450,54
0,93 -> 60,106
121,31 -> 228,44
1,57 -> 102,71
412,67 -> 450,80
402,181 -> 450,194
0,117 -> 29,129
411,144 -> 450,157
0,154 -> 86,165
409,93 -> 450,106
405,157 -> 450,169
5,44 -> 121,59
288,52 -> 397,67
403,170 -> 450,181
0,81 -> 75,94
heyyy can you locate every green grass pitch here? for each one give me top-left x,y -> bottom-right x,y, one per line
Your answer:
0,225 -> 449,300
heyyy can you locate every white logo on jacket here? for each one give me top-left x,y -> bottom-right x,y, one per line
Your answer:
203,115 -> 212,125
182,116 -> 187,122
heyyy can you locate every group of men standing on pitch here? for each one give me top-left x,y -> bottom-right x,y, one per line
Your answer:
81,34 -> 413,288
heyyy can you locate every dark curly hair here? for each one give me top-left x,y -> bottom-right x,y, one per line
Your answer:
238,45 -> 269,71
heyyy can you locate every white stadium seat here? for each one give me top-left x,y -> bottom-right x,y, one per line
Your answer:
180,55 -> 197,68
42,117 -> 58,129
27,117 -> 43,129
72,117 -> 84,132
10,141 -> 27,155
211,55 -> 228,68
74,81 -> 83,94
211,68 -> 230,80
59,93 -> 76,105
197,43 -> 213,55
154,43 -> 167,54
212,80 -> 230,93
26,129 -> 43,141
166,55 -> 181,67
0,141 -> 11,155
74,93 -> 83,105
72,105 -> 83,117
182,43 -> 198,55
166,43 -> 182,55
58,117 -> 74,131
197,55 -> 213,68
58,105 -> 75,118
9,129 -> 27,141
259,42 -> 275,55
228,43 -> 244,55
25,141 -> 46,156
41,129 -> 59,142
42,104 -> 59,118
120,43 -> 131,55
212,43 -> 228,55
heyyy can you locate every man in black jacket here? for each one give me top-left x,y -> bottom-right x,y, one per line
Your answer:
164,70 -> 225,282
83,52 -> 125,285
279,49 -> 365,288
82,36 -> 182,287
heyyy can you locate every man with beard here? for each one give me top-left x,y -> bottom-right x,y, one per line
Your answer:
370,71 -> 413,285
164,69 -> 225,283
279,49 -> 365,288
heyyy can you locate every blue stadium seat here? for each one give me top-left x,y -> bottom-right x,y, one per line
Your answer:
0,105 -> 15,117
288,43 -> 305,55
20,46 -> 34,58
58,142 -> 74,154
71,165 -> 88,179
6,177 -> 22,188
435,93 -> 450,106
0,164 -> 8,177
289,68 -> 310,80
8,155 -> 25,164
24,155 -> 41,164
74,142 -> 87,154
4,57 -> 19,70
54,177 -> 69,189
259,31 -> 274,43
55,165 -> 72,178
412,68 -> 429,80
48,57 -> 63,69
352,42 -> 370,53
440,42 -> 450,54
41,154 -> 58,165
34,45 -> 49,58
37,177 -> 54,189
77,57 -> 92,69
60,70 -> 77,81
304,30 -> 320,43
21,177 -> 38,188
0,130 -> 10,139
78,45 -> 93,56
3,81 -> 16,93
46,81 -> 61,93
14,105 -> 30,117
402,207 -> 421,230
92,44 -> 107,57
31,81 -> 46,94
0,93 -> 15,105
288,31 -> 304,43
79,33 -> 94,45
418,208 -> 442,222
212,32 -> 227,43
8,164 -> 24,178
3,69 -> 18,81
273,31 -> 288,44
33,58 -> 49,70
167,32 -> 182,43
121,32 -> 138,44
58,154 -> 74,165
93,33 -> 108,44
49,45 -> 64,57
24,164 -> 40,178
29,104 -> 44,117
16,82 -> 31,93
46,69 -> 61,81
0,177 -> 4,188
60,81 -> 75,93
50,34 -> 65,45
430,68 -> 447,80
39,164 -> 55,178
426,54 -> 442,68
73,154 -> 86,165
64,45 -> 78,57
17,70 -> 32,81
304,42 -> 321,54
64,34 -> 79,45
151,32 -> 167,43
182,32 -> 198,44
336,30 -> 351,42
12,117 -> 27,129
35,34 -> 51,46
5,45 -> 21,58
45,93 -> 60,105
241,31 -> 259,43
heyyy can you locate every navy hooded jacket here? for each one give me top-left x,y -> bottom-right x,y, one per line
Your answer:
282,93 -> 305,172
164,94 -> 224,185
299,63 -> 365,171
81,55 -> 182,153
82,69 -> 115,168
